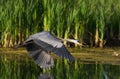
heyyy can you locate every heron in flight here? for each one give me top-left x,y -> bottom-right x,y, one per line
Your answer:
17,31 -> 81,68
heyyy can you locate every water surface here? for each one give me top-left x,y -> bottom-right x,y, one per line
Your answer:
0,48 -> 120,79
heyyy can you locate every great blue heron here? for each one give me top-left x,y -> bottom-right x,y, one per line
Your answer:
17,31 -> 81,68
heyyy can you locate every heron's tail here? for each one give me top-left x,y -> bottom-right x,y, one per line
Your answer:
13,41 -> 33,49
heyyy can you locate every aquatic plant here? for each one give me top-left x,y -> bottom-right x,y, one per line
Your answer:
0,0 -> 120,47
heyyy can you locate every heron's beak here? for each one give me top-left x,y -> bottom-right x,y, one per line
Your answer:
75,40 -> 83,46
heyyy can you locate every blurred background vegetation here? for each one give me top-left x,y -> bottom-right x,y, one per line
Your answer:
0,0 -> 120,48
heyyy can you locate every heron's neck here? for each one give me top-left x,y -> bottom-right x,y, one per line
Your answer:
60,38 -> 83,46
61,38 -> 78,44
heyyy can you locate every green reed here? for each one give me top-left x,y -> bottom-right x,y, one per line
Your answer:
1,0 -> 120,47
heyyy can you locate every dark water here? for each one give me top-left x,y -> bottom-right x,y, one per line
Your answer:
0,47 -> 120,79
0,56 -> 120,79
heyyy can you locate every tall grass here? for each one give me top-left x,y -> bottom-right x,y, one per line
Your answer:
0,0 -> 120,47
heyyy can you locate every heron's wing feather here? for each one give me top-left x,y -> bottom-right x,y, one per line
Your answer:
28,31 -> 75,61
25,31 -> 75,62
26,43 -> 54,68
53,45 -> 75,62
33,39 -> 74,62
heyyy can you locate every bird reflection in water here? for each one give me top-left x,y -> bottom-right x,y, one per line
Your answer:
37,73 -> 54,79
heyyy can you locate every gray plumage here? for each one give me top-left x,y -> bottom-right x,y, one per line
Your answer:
20,31 -> 75,68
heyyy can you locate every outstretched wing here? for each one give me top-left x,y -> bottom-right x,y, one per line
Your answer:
25,31 -> 75,62
25,42 -> 54,68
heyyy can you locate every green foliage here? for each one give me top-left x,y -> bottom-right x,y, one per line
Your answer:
0,0 -> 120,47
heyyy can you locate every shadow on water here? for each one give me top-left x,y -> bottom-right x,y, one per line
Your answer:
0,48 -> 120,79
